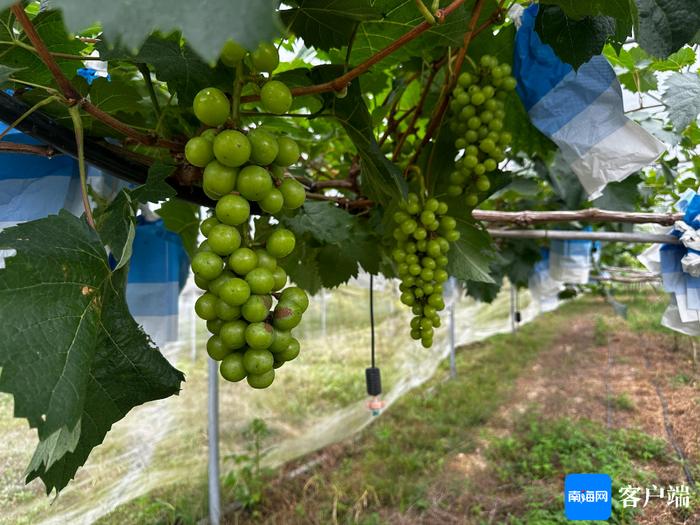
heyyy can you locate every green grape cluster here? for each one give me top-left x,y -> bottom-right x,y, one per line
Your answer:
392,193 -> 460,348
447,54 -> 516,207
186,40 -> 311,389
192,219 -> 309,389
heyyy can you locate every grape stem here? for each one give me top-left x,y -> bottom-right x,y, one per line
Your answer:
137,63 -> 162,119
231,62 -> 244,126
392,62 -> 441,162
411,0 -> 488,167
240,0 -> 469,103
0,94 -> 59,141
0,141 -> 57,157
68,105 -> 95,229
415,0 -> 436,24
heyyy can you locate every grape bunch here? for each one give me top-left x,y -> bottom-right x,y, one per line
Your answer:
392,193 -> 460,348
186,39 -> 310,389
447,54 -> 516,207
192,223 -> 309,389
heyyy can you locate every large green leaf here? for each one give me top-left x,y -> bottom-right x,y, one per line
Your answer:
0,9 -> 85,87
350,0 -> 476,67
88,76 -> 145,115
278,243 -> 323,294
534,153 -> 586,209
636,0 -> 700,58
131,162 -> 177,203
591,173 -> 642,211
280,201 -> 355,245
97,33 -> 233,106
447,218 -> 496,284
662,72 -> 700,132
1,0 -> 282,64
156,198 -> 200,259
535,5 -> 630,68
280,0 -> 381,50
540,0 -> 636,20
310,65 -> 407,205
0,211 -> 184,493
317,244 -> 360,288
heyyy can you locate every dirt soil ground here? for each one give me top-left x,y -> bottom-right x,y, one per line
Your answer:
229,297 -> 700,525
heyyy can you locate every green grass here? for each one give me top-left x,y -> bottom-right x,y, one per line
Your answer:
483,414 -> 669,525
614,287 -> 669,334
607,393 -> 636,412
594,315 -> 609,345
249,299 -> 597,523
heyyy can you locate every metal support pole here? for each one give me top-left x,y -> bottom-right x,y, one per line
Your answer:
514,286 -> 520,331
320,290 -> 327,340
191,305 -> 197,362
208,358 -> 221,525
510,284 -> 516,334
449,301 -> 456,378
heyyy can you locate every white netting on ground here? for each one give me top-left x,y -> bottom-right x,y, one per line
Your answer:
0,275 -> 554,525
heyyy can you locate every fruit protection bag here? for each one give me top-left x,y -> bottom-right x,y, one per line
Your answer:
511,4 -> 666,198
549,236 -> 593,285
639,190 -> 700,335
528,247 -> 563,312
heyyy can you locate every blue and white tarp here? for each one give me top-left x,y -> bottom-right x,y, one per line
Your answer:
0,121 -> 187,346
126,217 -> 189,347
512,4 -> 666,198
549,234 -> 593,284
528,247 -> 563,312
639,190 -> 700,335
0,125 -> 84,230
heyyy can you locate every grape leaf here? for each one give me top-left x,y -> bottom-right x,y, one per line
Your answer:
280,0 -> 380,51
96,190 -> 135,270
317,244 -> 359,288
540,0 -> 636,20
591,173 -> 642,211
156,198 -> 200,259
534,153 -> 586,209
96,33 -> 233,106
0,64 -> 21,84
0,211 -> 184,493
652,46 -> 697,71
280,201 -> 355,245
0,9 -> 85,87
447,218 -> 496,284
310,65 -> 407,205
131,162 -> 177,203
350,0 -> 474,67
662,72 -> 700,132
636,0 -> 700,58
88,76 -> 145,115
535,5 -> 630,68
278,243 -> 323,294
5,0 -> 282,64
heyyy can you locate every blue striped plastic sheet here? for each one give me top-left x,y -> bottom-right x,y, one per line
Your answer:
513,4 -> 666,198
549,233 -> 593,284
126,217 -> 189,347
0,126 -> 81,228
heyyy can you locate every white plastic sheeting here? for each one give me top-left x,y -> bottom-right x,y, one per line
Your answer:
1,276 -> 552,525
